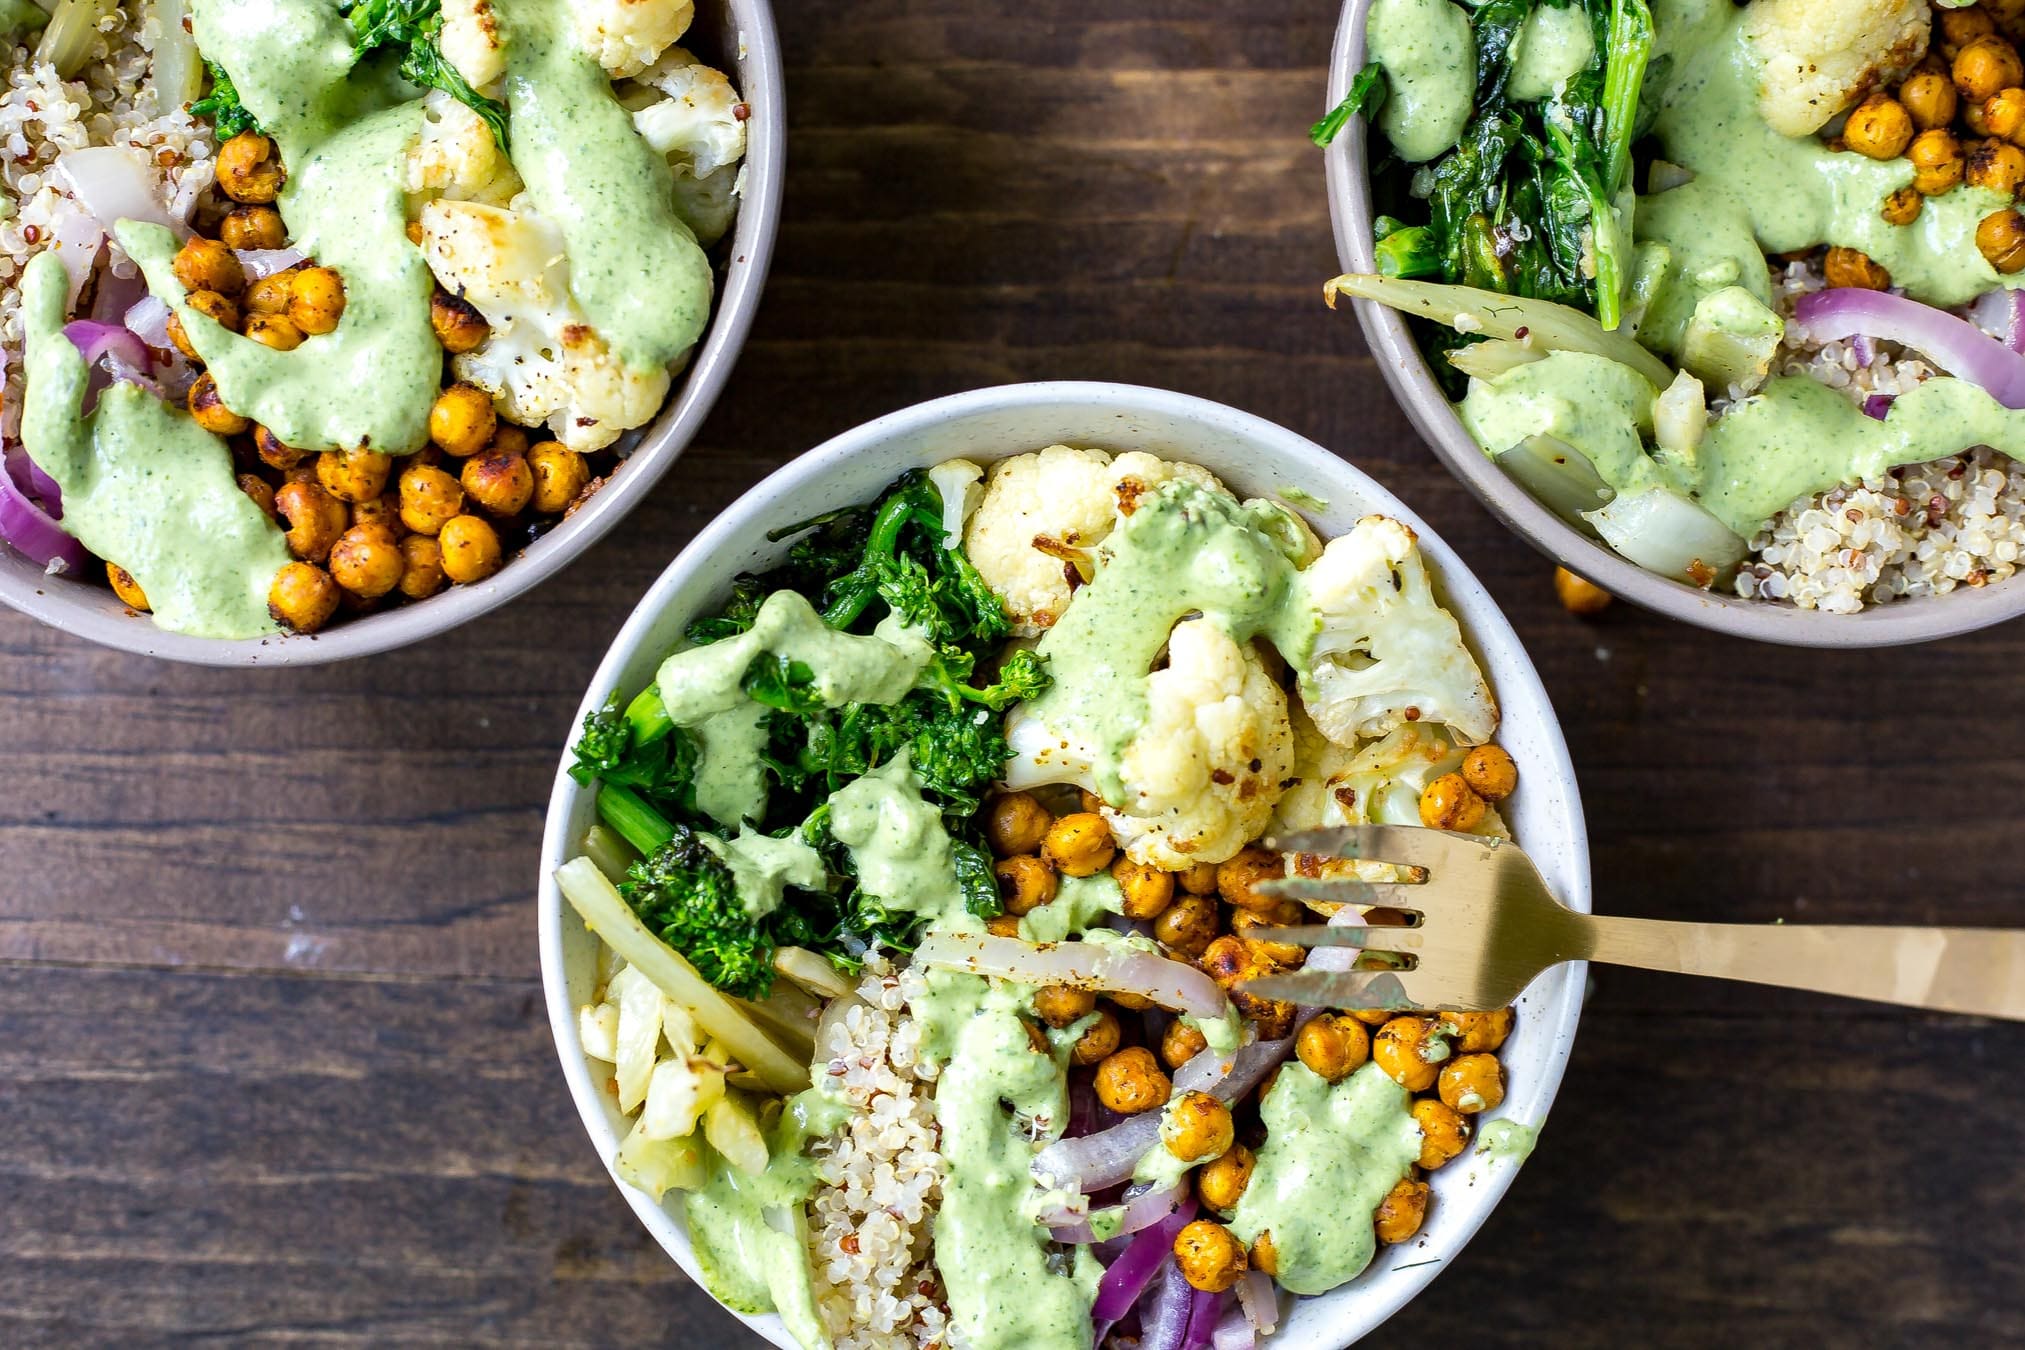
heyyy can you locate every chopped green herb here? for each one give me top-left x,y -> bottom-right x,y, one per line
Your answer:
189,59 -> 259,139
1310,61 -> 1388,147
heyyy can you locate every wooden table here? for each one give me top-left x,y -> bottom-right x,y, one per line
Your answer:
6,2 -> 2023,1345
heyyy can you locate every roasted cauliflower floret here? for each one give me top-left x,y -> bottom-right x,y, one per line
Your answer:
575,0 -> 696,78
1296,515 -> 1498,748
419,199 -> 671,452
631,47 -> 747,180
1747,0 -> 1931,137
964,445 -> 1125,635
440,0 -> 505,92
404,90 -> 522,210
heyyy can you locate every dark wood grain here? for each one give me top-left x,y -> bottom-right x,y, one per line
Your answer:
2,0 -> 2022,1345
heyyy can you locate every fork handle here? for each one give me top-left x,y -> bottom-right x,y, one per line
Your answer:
1579,917 -> 2025,1019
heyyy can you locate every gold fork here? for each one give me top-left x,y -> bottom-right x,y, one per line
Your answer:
1241,825 -> 2025,1020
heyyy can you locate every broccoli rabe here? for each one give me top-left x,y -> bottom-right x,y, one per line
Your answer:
601,789 -> 776,998
343,0 -> 509,149
190,60 -> 259,139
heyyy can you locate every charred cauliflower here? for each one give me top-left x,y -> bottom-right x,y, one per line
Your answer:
1747,0 -> 1931,137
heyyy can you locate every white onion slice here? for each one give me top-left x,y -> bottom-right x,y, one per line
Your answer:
53,145 -> 179,238
1044,1178 -> 1186,1244
124,295 -> 173,350
235,247 -> 307,280
912,933 -> 1226,1019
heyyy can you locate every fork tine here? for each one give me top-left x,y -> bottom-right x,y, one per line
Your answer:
1248,923 -> 1413,949
1258,875 -> 1424,907
1269,824 -> 1500,873
1244,965 -> 1493,1013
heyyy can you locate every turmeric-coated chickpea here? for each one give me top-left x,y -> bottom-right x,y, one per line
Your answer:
1196,1144 -> 1255,1212
1990,87 -> 2025,143
1881,185 -> 1924,227
1250,1230 -> 1280,1278
1446,1006 -> 1515,1053
1554,565 -> 1611,614
984,791 -> 1051,855
237,473 -> 277,521
352,490 -> 404,539
244,268 -> 299,316
398,463 -> 464,536
1980,206 -> 2025,271
1972,138 -> 2025,196
267,561 -> 339,632
1069,1007 -> 1121,1066
1842,94 -> 1914,160
985,914 -> 1023,938
1093,1046 -> 1171,1115
1161,1091 -> 1235,1164
249,424 -> 301,472
287,266 -> 347,336
328,524 -> 403,600
1418,772 -> 1486,832
397,533 -> 447,600
429,289 -> 490,353
438,514 -> 503,583
1034,983 -> 1096,1029
1910,128 -> 1966,195
1231,907 -> 1307,969
172,236 -> 244,295
274,479 -> 348,563
1112,856 -> 1175,919
217,131 -> 284,203
1374,1177 -> 1430,1245
1160,1017 -> 1208,1069
1217,846 -> 1284,913
168,288 -> 240,359
1173,1219 -> 1248,1293
1238,990 -> 1295,1042
430,382 -> 496,457
1957,35 -> 2025,103
1296,1013 -> 1372,1083
1942,5 -> 1998,56
1153,895 -> 1220,957
1042,811 -> 1115,877
528,441 -> 590,514
243,312 -> 304,352
1349,1007 -> 1394,1026
107,562 -> 148,611
1412,1099 -> 1471,1170
219,204 -> 286,251
1199,935 -> 1259,990
316,447 -> 393,504
1823,246 -> 1891,291
1437,1052 -> 1507,1114
993,854 -> 1056,915
1460,744 -> 1518,802
489,423 -> 529,459
187,371 -> 247,435
1179,861 -> 1220,896
461,449 -> 533,517
1373,1016 -> 1448,1092
1899,70 -> 1959,130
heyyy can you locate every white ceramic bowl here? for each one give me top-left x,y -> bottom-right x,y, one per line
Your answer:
537,382 -> 1592,1349
0,0 -> 783,666
1323,0 -> 2025,647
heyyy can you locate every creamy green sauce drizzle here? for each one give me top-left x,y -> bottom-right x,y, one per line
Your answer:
1475,1117 -> 1537,1164
1366,0 -> 1476,163
1017,871 -> 1125,944
18,252 -> 288,638
827,750 -> 968,924
1226,1062 -> 1422,1296
703,830 -> 827,921
1508,4 -> 1594,102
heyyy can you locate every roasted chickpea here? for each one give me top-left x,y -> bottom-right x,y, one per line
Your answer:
1042,812 -> 1116,877
985,914 -> 1023,939
241,428 -> 296,476
1250,1231 -> 1280,1278
172,236 -> 244,295
1373,1016 -> 1448,1092
1217,846 -> 1284,914
1093,1046 -> 1171,1115
327,524 -> 403,600
1437,1052 -> 1507,1114
1972,138 -> 2025,196
238,473 -> 277,521
1911,128 -> 1967,195
1174,1219 -> 1248,1293
243,312 -> 304,352
1980,206 -> 2025,271
1349,1007 -> 1394,1026
1418,772 -> 1486,832
429,289 -> 490,353
107,562 -> 148,611
220,204 -> 286,251
993,855 -> 1057,916
1075,788 -> 1105,814
316,447 -> 393,504
1196,1144 -> 1255,1212
1553,565 -> 1611,614
1236,991 -> 1295,1042
273,479 -> 348,563
1069,1008 -> 1122,1066
1112,856 -> 1175,920
398,462 -> 464,536
1958,35 -> 2025,102
1900,70 -> 1960,129
1229,910 -> 1305,971
352,490 -> 404,539
187,371 -> 248,435
1823,246 -> 1892,291
1412,1099 -> 1471,1170
397,533 -> 446,599
1110,990 -> 1155,1012
287,266 -> 347,336
1199,935 -> 1258,990
438,513 -> 503,584
1162,1091 -> 1235,1165
217,131 -> 284,203
460,449 -> 534,517
1295,1013 -> 1371,1083
244,268 -> 300,316
267,561 -> 339,632
1153,895 -> 1220,957
1460,744 -> 1518,802
979,793 -> 1049,857
1446,1006 -> 1515,1053
1034,984 -> 1096,1029
1179,862 -> 1220,895
1842,93 -> 1914,159
1990,86 -> 2025,142
429,382 -> 496,457
1374,1178 -> 1430,1245
1881,185 -> 1924,226
1942,5 -> 1998,57
528,441 -> 590,514
489,424 -> 530,459
168,289 -> 240,361
1160,1018 -> 1209,1070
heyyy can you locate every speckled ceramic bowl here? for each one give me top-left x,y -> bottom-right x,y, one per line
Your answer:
538,382 -> 1592,1349
0,0 -> 782,666
1325,0 -> 2025,646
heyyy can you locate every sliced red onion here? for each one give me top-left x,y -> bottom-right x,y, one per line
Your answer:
235,247 -> 306,280
913,933 -> 1227,1019
1067,1077 -> 1097,1138
63,320 -> 153,373
0,468 -> 86,572
1184,1289 -> 1224,1350
5,445 -> 62,516
1234,1269 -> 1279,1337
1791,288 -> 2025,408
88,264 -> 148,326
124,295 -> 173,350
1848,333 -> 1876,368
1050,1178 -> 1188,1244
1863,393 -> 1894,421
1211,1303 -> 1257,1350
1138,1260 -> 1194,1350
1968,286 -> 2025,354
1093,1197 -> 1198,1324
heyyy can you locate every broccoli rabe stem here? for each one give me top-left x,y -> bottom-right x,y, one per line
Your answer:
821,485 -> 941,629
599,784 -> 678,858
624,686 -> 674,747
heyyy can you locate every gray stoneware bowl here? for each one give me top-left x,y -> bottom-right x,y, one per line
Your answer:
539,382 -> 1592,1349
1325,0 -> 2025,646
0,0 -> 783,666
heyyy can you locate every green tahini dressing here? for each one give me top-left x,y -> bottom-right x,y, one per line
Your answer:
1017,871 -> 1124,944
18,252 -> 289,638
702,829 -> 827,920
827,750 -> 968,924
1366,0 -> 1476,163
